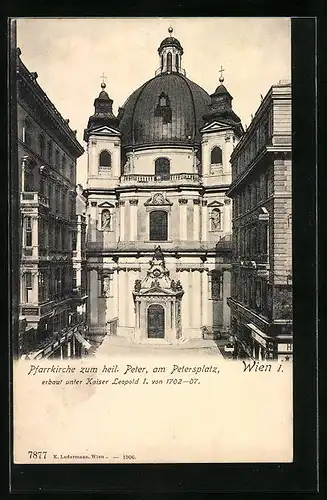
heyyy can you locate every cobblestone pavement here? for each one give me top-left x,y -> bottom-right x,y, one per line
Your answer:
91,335 -> 224,358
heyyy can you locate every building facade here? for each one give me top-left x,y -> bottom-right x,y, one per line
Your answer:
227,81 -> 293,361
17,50 -> 88,359
72,184 -> 88,325
84,30 -> 244,344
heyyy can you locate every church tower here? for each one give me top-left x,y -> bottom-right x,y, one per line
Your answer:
84,80 -> 121,186
83,81 -> 121,338
201,68 -> 243,188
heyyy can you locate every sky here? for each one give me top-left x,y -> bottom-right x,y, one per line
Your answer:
16,17 -> 291,186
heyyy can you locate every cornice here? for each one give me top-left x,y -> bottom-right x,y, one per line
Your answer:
18,59 -> 84,157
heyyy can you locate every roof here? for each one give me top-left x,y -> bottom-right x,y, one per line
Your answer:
211,83 -> 232,97
158,36 -> 184,55
17,53 -> 84,157
119,72 -> 211,148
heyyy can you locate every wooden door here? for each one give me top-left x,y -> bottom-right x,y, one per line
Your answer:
147,304 -> 165,338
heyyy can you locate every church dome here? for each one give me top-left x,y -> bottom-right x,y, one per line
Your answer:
119,73 -> 211,148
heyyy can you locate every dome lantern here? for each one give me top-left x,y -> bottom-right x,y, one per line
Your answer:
157,27 -> 184,75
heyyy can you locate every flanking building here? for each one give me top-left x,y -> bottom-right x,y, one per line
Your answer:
83,29 -> 244,344
227,81 -> 293,361
16,49 -> 89,359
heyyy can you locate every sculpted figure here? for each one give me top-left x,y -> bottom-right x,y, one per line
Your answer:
101,209 -> 111,230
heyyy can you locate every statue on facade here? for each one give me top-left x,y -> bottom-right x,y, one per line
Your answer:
176,280 -> 183,291
211,208 -> 221,231
101,209 -> 111,230
150,278 -> 160,289
134,279 -> 141,292
154,245 -> 164,261
102,277 -> 111,297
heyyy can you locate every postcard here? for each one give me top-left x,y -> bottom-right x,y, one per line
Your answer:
11,17 -> 293,467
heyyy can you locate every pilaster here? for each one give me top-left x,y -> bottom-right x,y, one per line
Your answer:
193,199 -> 201,241
201,200 -> 208,241
224,198 -> 231,234
129,199 -> 138,241
179,198 -> 188,240
119,200 -> 125,241
201,270 -> 209,326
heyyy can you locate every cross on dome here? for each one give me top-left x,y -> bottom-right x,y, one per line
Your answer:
100,72 -> 107,89
219,65 -> 225,83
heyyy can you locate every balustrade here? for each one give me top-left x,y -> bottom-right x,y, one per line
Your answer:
121,173 -> 201,184
20,192 -> 49,207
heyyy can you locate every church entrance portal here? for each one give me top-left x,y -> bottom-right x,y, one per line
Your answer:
147,304 -> 165,338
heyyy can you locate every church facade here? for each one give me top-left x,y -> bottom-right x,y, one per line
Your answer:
83,30 -> 244,344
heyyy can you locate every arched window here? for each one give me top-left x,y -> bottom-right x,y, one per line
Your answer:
149,211 -> 168,241
167,52 -> 172,73
175,54 -> 179,71
23,118 -> 32,146
210,208 -> 221,231
155,157 -> 170,180
161,54 -> 164,70
99,150 -> 112,174
211,146 -> 222,164
39,134 -> 45,157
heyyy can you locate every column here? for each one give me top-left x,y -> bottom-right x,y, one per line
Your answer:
201,200 -> 208,241
60,345 -> 63,360
31,271 -> 39,304
21,158 -> 26,191
180,270 -> 189,333
90,201 -> 97,241
72,335 -> 76,357
201,270 -> 209,326
20,271 -> 24,304
32,216 -> 39,258
112,268 -> 119,318
119,200 -> 125,241
129,199 -> 138,241
127,270 -> 136,327
222,269 -> 231,329
67,340 -> 71,358
179,199 -> 188,241
192,271 -> 201,329
193,199 -> 201,241
90,139 -> 97,176
118,269 -> 126,326
223,198 -> 232,234
76,219 -> 81,260
89,269 -> 98,325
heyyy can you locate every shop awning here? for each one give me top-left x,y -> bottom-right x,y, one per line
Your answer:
247,323 -> 269,338
73,330 -> 92,350
247,323 -> 270,348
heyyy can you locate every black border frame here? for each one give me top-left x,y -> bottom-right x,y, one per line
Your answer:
4,15 -> 318,496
